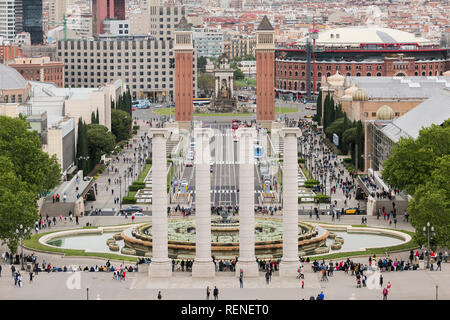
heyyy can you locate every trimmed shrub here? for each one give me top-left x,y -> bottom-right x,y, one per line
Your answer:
122,196 -> 137,204
146,158 -> 152,164
298,158 -> 305,164
128,182 -> 145,192
314,195 -> 331,203
133,125 -> 140,130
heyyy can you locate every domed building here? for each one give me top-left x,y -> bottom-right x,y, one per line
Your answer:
352,88 -> 368,102
274,26 -> 447,99
0,64 -> 31,104
376,105 -> 395,120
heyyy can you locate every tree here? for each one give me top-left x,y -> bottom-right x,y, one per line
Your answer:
86,124 -> 116,167
325,117 -> 345,140
197,56 -> 208,73
243,54 -> 256,61
0,116 -> 60,195
408,156 -> 450,248
76,119 -> 89,174
313,90 -> 322,122
382,123 -> 450,195
234,68 -> 245,81
91,111 -> 97,124
355,120 -> 364,170
0,156 -> 37,254
197,73 -> 215,96
111,109 -> 132,143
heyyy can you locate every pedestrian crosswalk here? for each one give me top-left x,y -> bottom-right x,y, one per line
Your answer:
209,189 -> 262,194
210,161 -> 236,165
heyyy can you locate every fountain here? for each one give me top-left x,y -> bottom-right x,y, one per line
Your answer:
119,217 -> 329,259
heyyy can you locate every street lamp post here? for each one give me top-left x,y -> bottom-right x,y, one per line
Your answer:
119,176 -> 122,212
15,224 -> 29,271
423,222 -> 435,269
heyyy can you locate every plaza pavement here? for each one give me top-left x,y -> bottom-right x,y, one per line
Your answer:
1,255 -> 448,300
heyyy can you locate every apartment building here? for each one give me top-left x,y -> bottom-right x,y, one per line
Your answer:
192,27 -> 223,58
222,35 -> 256,59
57,37 -> 197,101
148,2 -> 185,41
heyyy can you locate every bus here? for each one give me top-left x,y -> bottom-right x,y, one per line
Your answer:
132,99 -> 151,109
238,95 -> 249,102
193,98 -> 211,106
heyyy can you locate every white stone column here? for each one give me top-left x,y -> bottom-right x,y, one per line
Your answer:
235,128 -> 259,277
192,128 -> 215,277
148,128 -> 172,278
279,128 -> 302,277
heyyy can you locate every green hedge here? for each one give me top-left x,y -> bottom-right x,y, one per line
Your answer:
342,158 -> 352,164
314,195 -> 331,203
122,196 -> 137,204
298,158 -> 305,164
128,183 -> 145,192
133,125 -> 140,130
146,158 -> 152,164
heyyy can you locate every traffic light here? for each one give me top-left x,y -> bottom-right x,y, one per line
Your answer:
169,58 -> 175,69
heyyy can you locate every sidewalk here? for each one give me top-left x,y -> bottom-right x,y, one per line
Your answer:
86,120 -> 151,213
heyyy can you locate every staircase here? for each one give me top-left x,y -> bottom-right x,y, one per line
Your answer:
298,165 -> 315,202
136,168 -> 152,204
40,202 -> 75,217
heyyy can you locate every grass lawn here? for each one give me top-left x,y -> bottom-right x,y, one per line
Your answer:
136,164 -> 151,183
300,224 -> 418,261
23,229 -> 140,262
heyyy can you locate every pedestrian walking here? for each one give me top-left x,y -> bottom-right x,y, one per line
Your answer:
382,287 -> 388,300
29,271 -> 33,283
18,273 -> 22,287
379,274 -> 383,288
0,264 -> 2,277
157,291 -> 162,300
213,286 -> 219,300
239,273 -> 243,288
206,286 -> 210,300
301,280 -> 304,289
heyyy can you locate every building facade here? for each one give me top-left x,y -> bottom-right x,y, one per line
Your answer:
7,56 -> 64,88
148,2 -> 185,41
101,19 -> 130,37
223,35 -> 256,59
56,37 -> 197,101
275,27 -> 449,99
256,16 -> 275,123
0,0 -> 20,42
22,0 -> 43,44
92,0 -> 126,37
174,17 -> 194,123
0,43 -> 21,63
193,27 -> 223,58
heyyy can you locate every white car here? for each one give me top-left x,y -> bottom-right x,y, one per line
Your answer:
188,151 -> 194,160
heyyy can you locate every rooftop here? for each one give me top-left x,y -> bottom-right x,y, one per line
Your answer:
0,64 -> 28,90
297,26 -> 435,47
381,89 -> 450,142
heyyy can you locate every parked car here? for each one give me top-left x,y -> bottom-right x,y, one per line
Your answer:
344,208 -> 360,215
119,206 -> 143,215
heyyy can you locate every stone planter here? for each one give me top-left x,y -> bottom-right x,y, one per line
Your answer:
330,242 -> 342,250
144,252 -> 152,258
335,236 -> 345,244
106,238 -> 116,245
313,247 -> 329,255
113,234 -> 123,240
328,232 -> 336,239
108,244 -> 119,251
121,247 -> 136,255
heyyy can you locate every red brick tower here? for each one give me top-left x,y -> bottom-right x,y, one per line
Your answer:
256,16 -> 275,128
174,17 -> 194,127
